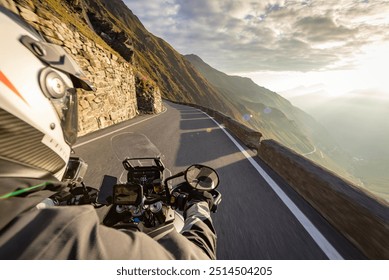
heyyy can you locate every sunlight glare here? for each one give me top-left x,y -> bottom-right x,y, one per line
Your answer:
237,41 -> 389,100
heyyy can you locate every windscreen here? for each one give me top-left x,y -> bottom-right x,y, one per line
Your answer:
111,132 -> 161,162
110,133 -> 168,183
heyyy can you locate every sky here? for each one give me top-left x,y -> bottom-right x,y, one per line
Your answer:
124,0 -> 389,99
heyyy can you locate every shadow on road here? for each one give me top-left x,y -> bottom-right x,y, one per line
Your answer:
180,119 -> 219,131
180,113 -> 207,120
171,102 -> 329,260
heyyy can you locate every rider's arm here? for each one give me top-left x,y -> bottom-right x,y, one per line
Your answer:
181,201 -> 217,259
0,203 -> 176,259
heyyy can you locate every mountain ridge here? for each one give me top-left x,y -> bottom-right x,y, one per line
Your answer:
183,53 -> 363,188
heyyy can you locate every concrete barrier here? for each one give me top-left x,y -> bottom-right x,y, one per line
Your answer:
258,140 -> 389,259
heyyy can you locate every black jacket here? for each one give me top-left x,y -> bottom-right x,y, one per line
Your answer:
0,178 -> 217,259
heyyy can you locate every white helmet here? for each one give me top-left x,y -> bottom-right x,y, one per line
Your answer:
0,7 -> 94,180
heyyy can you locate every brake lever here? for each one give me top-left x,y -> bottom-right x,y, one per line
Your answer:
144,194 -> 165,205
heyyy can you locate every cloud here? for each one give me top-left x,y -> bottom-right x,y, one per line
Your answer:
293,16 -> 357,42
124,0 -> 389,73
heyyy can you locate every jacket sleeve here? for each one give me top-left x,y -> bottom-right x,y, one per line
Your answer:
0,204 -> 179,259
181,201 -> 217,259
0,203 -> 217,260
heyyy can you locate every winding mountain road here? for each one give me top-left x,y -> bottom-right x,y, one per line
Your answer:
73,101 -> 365,260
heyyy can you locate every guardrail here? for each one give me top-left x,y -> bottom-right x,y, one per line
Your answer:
167,99 -> 389,259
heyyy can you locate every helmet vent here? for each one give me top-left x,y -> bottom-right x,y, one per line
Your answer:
0,108 -> 66,173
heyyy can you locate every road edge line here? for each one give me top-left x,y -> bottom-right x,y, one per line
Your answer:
73,107 -> 167,148
202,110 -> 344,260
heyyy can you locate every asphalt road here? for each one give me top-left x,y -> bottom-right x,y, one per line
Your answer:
74,101 -> 365,260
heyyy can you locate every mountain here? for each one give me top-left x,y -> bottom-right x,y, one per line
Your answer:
184,55 -> 313,150
286,89 -> 389,158
64,0 -> 325,153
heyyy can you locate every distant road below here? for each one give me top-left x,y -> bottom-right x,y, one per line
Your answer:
74,101 -> 365,259
302,145 -> 316,156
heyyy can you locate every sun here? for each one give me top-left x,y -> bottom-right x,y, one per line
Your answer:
354,42 -> 389,90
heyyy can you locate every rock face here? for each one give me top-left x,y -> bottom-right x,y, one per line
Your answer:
1,0 -> 162,136
135,74 -> 162,114
87,11 -> 135,63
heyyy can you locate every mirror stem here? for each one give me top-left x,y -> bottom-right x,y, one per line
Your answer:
163,171 -> 185,202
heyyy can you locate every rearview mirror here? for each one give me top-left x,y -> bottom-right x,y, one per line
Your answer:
185,164 -> 219,191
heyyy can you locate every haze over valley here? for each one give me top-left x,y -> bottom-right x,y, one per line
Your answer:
280,86 -> 389,201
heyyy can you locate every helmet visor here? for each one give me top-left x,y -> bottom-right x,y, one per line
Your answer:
61,88 -> 78,145
39,67 -> 79,146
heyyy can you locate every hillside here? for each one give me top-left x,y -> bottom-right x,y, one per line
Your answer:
66,0 -> 334,157
184,54 -> 316,151
286,89 -> 389,201
184,54 -> 362,188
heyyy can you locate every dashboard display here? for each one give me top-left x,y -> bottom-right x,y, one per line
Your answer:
113,184 -> 143,205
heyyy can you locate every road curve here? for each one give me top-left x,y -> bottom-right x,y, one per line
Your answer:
74,101 -> 365,260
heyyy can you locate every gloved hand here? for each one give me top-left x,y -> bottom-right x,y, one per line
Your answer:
171,184 -> 215,213
183,190 -> 214,219
186,190 -> 214,210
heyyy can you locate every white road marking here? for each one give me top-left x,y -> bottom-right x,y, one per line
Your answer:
73,108 -> 167,148
202,110 -> 344,260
